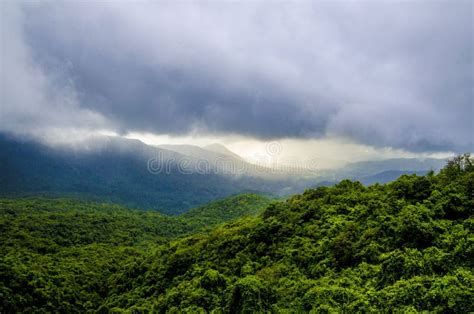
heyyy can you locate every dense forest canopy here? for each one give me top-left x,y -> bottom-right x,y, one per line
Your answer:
0,155 -> 473,312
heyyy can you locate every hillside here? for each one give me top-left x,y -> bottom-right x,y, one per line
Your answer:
0,194 -> 271,312
0,194 -> 270,249
99,155 -> 473,312
181,194 -> 274,229
1,155 -> 472,312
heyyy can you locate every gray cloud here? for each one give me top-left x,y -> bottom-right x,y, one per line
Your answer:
1,1 -> 472,152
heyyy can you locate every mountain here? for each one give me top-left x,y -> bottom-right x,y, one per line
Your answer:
157,143 -> 276,177
1,156 -> 472,312
0,133 -> 450,214
157,144 -> 233,161
359,170 -> 430,185
340,158 -> 446,178
204,143 -> 244,160
313,158 -> 447,183
0,134 -> 289,214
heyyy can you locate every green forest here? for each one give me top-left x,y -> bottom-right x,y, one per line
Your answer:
1,155 -> 473,313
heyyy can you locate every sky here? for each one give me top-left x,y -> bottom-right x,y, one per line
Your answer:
0,1 -> 472,166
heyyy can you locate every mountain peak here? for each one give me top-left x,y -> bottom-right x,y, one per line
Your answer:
203,143 -> 243,160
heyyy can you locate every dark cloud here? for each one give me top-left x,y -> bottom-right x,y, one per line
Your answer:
1,1 -> 472,152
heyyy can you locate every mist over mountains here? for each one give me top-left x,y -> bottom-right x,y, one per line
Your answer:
0,133 -> 447,214
0,134 -> 276,214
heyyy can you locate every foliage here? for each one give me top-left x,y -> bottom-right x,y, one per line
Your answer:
1,155 -> 473,312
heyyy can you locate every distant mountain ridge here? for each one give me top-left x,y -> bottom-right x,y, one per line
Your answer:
157,144 -> 233,161
358,170 -> 430,185
156,143 -> 276,177
0,134 -> 288,214
0,132 -> 449,213
342,158 -> 446,176
315,158 -> 447,183
204,143 -> 244,160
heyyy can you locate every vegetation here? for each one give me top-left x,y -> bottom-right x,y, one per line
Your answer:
1,155 -> 473,312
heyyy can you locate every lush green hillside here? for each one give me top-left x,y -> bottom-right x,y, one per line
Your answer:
0,194 -> 271,312
99,155 -> 474,313
181,194 -> 274,229
1,155 -> 473,312
0,194 -> 271,248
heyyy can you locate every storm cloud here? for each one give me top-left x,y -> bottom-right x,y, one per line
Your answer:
1,1 -> 472,152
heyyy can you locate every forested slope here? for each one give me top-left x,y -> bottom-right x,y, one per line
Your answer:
103,155 -> 474,312
0,194 -> 271,312
1,155 -> 473,312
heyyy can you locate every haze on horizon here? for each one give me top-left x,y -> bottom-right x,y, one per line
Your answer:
1,1 -> 472,166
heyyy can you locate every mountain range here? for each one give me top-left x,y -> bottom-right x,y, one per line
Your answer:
0,133 -> 447,214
